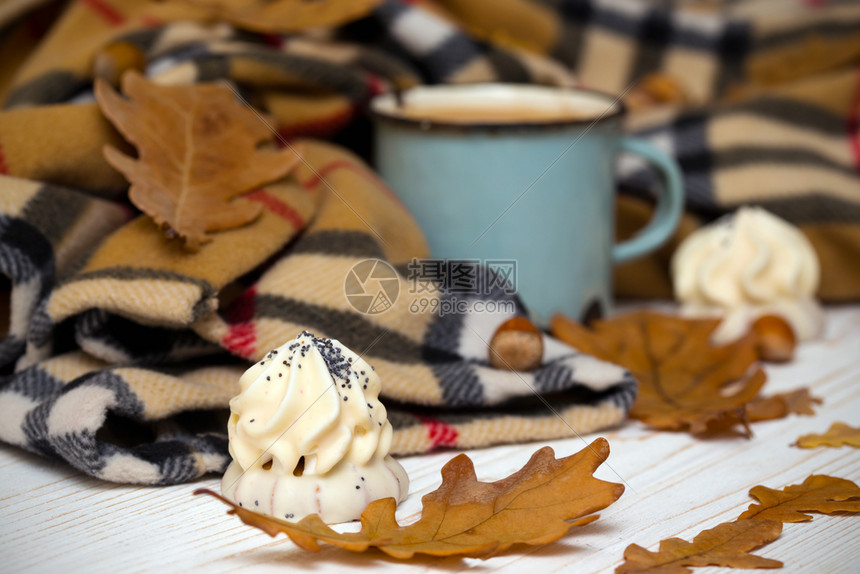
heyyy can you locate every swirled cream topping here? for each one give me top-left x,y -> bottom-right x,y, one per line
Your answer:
672,207 -> 823,344
221,331 -> 408,524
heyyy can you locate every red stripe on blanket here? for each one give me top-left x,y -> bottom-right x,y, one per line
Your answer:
225,286 -> 257,323
223,323 -> 257,358
367,74 -> 385,97
79,0 -> 125,26
848,70 -> 860,175
298,159 -> 407,209
222,287 -> 257,358
262,34 -> 285,48
246,188 -> 305,230
0,142 -> 8,174
417,416 -> 459,449
277,108 -> 355,140
139,15 -> 164,28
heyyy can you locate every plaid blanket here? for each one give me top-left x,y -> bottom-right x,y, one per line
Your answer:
0,0 -> 858,484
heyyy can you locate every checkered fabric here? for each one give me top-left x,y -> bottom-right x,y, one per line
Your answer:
0,0 -> 859,484
0,135 -> 635,484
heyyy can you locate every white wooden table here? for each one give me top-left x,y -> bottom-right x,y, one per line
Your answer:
2,306 -> 859,573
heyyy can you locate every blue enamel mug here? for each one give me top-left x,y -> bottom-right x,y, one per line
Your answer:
371,84 -> 683,326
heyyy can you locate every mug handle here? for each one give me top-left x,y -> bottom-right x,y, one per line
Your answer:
611,137 -> 685,264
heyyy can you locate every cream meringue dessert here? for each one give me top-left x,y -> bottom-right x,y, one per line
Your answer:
221,331 -> 409,523
672,206 -> 824,345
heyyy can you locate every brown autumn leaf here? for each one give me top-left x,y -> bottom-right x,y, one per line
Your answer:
738,475 -> 860,522
196,438 -> 624,559
618,474 -> 860,572
616,519 -> 783,574
796,422 -> 860,448
96,71 -> 300,250
178,0 -> 383,34
551,311 -> 767,436
746,388 -> 822,423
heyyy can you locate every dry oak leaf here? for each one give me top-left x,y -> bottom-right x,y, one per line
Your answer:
178,0 -> 383,34
746,388 -> 821,423
616,519 -> 783,574
551,311 -> 766,436
196,438 -> 624,559
96,71 -> 300,250
795,422 -> 860,449
738,474 -> 860,522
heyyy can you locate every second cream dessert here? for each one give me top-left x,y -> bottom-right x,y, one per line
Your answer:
672,206 -> 823,344
221,331 -> 409,523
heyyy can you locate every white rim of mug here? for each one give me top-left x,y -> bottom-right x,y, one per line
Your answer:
369,83 -> 625,131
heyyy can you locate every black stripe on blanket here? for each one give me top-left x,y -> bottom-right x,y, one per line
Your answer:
75,309 -> 221,364
0,335 -> 24,369
238,52 -> 375,103
503,379 -> 638,412
756,19 -> 860,52
590,2 -> 639,36
629,7 -> 674,86
485,49 -> 531,84
252,294 -> 425,362
16,367 -> 229,483
191,54 -> 232,82
534,362 -> 576,394
290,230 -> 386,259
713,20 -> 751,96
715,146 -> 859,177
0,217 -> 54,285
372,0 -> 488,83
353,48 -> 421,87
432,360 -> 485,406
388,375 -> 636,425
23,184 -> 92,247
725,97 -> 846,134
551,0 -> 594,70
4,71 -> 91,109
422,34 -> 485,82
22,401 -> 60,458
22,369 -> 146,463
0,217 -> 55,368
622,110 -> 712,198
373,0 -> 410,22
746,194 -> 860,226
6,362 -> 65,401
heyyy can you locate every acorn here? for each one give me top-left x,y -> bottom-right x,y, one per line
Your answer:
752,314 -> 796,363
93,41 -> 147,87
488,316 -> 544,371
